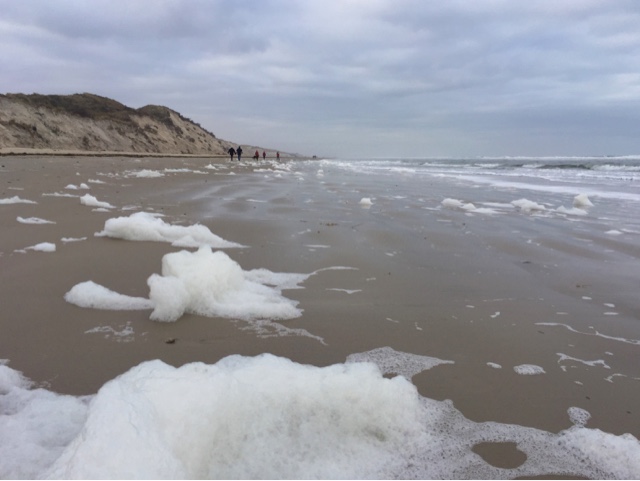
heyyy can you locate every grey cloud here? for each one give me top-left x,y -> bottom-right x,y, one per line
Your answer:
1,0 -> 640,156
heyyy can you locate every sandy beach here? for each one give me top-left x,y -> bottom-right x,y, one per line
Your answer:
1,154 -> 639,478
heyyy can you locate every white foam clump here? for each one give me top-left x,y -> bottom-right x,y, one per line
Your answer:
0,361 -> 89,480
61,237 -> 87,243
347,346 -> 453,379
556,206 -> 588,216
3,352 -> 640,479
43,355 -> 423,479
42,192 -> 77,199
65,183 -> 89,190
573,194 -> 594,208
0,196 -> 37,204
65,281 -> 153,310
441,198 -> 498,215
514,364 -> 546,375
512,198 -> 546,213
17,216 -> 55,224
568,407 -> 591,427
21,242 -> 56,253
359,197 -> 373,207
96,211 -> 244,248
557,194 -> 594,216
149,247 -> 303,321
442,198 -> 476,211
127,169 -> 164,178
557,427 -> 640,479
80,194 -> 114,209
65,247 -> 309,322
165,168 -> 196,174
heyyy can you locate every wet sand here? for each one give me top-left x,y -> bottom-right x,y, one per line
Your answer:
1,155 -> 639,473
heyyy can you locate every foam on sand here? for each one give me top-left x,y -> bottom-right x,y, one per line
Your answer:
573,194 -> 594,208
0,361 -> 90,480
80,194 -> 114,209
511,198 -> 547,213
61,237 -> 87,243
556,194 -> 594,216
17,216 -> 56,224
12,355 -> 426,479
126,169 -> 164,178
514,364 -> 546,375
65,281 -> 154,311
441,193 -> 595,218
556,206 -> 588,216
148,247 -> 305,322
2,352 -> 639,479
65,183 -> 89,190
96,211 -> 244,248
65,247 -> 313,322
0,196 -> 37,204
442,198 -> 477,211
347,346 -> 453,379
16,242 -> 57,253
441,198 -> 499,215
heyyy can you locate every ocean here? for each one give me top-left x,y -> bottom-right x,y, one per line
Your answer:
314,155 -> 640,205
1,154 -> 639,478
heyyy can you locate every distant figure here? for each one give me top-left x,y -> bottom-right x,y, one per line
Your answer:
236,146 -> 243,161
227,147 -> 235,161
262,151 -> 266,160
276,151 -> 280,160
253,150 -> 259,160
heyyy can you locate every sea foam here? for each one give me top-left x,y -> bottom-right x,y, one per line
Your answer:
573,194 -> 594,208
514,364 -> 546,375
42,355 -> 423,479
148,247 -> 304,322
16,216 -> 55,224
80,194 -> 114,209
511,198 -> 546,213
2,353 -> 639,479
96,211 -> 244,248
21,242 -> 56,253
0,196 -> 37,204
65,247 -> 311,322
65,281 -> 153,311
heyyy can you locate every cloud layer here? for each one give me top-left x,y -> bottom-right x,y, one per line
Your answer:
2,0 -> 640,157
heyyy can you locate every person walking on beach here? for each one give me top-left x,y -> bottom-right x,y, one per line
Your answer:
276,151 -> 280,160
262,151 -> 266,160
236,146 -> 242,161
254,150 -> 260,161
228,147 -> 235,161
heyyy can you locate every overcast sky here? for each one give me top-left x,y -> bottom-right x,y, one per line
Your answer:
2,1 -> 640,158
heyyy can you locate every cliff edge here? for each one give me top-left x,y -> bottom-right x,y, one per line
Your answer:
0,93 -> 238,156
